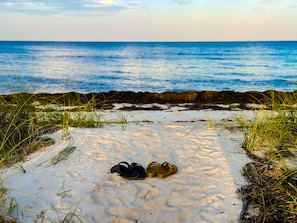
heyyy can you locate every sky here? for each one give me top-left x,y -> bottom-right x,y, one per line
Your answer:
0,0 -> 297,41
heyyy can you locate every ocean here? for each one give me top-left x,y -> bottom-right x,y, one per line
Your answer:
0,41 -> 296,94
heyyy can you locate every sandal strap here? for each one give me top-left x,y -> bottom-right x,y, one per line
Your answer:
118,161 -> 130,168
148,161 -> 159,168
161,162 -> 169,167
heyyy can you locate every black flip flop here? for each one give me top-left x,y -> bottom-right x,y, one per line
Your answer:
131,162 -> 147,179
110,161 -> 139,180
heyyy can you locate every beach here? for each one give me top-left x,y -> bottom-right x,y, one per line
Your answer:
1,104 -> 253,223
1,5 -> 296,223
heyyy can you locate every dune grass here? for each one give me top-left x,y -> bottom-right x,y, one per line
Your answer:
238,91 -> 297,223
0,93 -> 56,167
0,90 -> 139,222
0,92 -> 110,222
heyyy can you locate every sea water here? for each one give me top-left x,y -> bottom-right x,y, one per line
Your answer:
0,41 -> 296,94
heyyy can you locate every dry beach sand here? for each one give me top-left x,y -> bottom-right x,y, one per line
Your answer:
1,104 -> 254,223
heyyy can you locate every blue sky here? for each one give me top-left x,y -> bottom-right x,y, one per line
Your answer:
0,0 -> 296,41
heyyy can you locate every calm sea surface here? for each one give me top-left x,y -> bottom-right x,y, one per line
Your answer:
0,41 -> 296,94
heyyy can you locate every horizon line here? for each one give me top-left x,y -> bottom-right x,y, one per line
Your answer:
1,40 -> 297,43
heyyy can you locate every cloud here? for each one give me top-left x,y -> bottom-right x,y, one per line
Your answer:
174,0 -> 194,5
245,0 -> 297,15
0,0 -> 143,15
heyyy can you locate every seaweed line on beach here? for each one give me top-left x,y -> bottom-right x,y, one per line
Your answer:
2,90 -> 297,110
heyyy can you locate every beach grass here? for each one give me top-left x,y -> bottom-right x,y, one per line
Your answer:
0,92 -> 105,222
238,91 -> 297,223
0,93 -> 55,167
0,93 -> 54,221
0,91 -> 140,222
0,90 -> 141,167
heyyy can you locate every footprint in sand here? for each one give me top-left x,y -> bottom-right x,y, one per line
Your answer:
108,219 -> 131,223
105,207 -> 140,221
166,192 -> 195,207
135,182 -> 160,200
141,189 -> 160,200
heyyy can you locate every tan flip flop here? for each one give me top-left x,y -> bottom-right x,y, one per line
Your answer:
156,162 -> 178,178
146,161 -> 161,178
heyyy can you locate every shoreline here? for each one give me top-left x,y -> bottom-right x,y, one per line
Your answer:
2,89 -> 297,110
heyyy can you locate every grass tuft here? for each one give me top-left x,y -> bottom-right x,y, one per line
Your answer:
0,92 -> 109,222
238,91 -> 297,223
0,94 -> 56,166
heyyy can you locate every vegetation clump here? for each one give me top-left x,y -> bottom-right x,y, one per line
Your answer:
0,93 -> 104,222
238,91 -> 297,223
0,94 -> 56,166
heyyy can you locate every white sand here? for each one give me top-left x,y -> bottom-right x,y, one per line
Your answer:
1,105 -> 253,223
